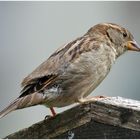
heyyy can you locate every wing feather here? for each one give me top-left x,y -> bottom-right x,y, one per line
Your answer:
20,75 -> 57,97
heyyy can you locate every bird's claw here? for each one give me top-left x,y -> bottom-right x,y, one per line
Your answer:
94,95 -> 107,98
44,115 -> 52,120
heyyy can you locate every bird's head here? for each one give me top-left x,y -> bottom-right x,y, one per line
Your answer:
86,23 -> 140,57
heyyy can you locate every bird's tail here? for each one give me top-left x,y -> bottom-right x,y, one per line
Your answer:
0,99 -> 19,119
0,93 -> 44,119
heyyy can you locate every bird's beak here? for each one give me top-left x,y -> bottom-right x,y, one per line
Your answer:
127,40 -> 140,51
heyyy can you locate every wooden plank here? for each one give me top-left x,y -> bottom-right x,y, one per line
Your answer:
5,96 -> 140,139
55,121 -> 140,139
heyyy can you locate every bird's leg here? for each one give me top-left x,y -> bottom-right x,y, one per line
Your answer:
44,107 -> 56,120
78,95 -> 107,104
50,107 -> 56,117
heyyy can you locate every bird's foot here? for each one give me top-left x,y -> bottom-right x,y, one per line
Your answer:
44,115 -> 52,120
93,95 -> 107,99
44,107 -> 57,120
78,95 -> 107,104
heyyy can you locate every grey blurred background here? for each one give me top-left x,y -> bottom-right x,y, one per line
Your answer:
0,1 -> 140,138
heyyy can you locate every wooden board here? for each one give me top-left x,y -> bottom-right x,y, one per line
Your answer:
5,96 -> 140,139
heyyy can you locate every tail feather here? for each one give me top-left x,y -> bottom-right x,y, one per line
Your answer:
0,99 -> 19,119
0,93 -> 44,119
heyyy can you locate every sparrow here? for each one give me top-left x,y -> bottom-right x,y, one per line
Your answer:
0,23 -> 140,119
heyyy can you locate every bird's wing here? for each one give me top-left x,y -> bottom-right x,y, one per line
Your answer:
20,37 -> 82,96
20,35 -> 99,97
21,36 -> 85,87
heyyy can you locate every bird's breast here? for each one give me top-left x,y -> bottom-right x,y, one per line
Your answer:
67,43 -> 116,98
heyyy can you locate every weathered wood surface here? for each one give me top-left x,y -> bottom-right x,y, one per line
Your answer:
5,96 -> 140,139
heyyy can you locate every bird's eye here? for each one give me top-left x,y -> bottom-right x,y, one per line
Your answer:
123,32 -> 127,38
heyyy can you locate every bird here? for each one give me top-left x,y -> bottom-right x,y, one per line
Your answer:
0,23 -> 140,119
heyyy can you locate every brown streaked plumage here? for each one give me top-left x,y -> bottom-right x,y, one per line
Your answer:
0,23 -> 140,119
